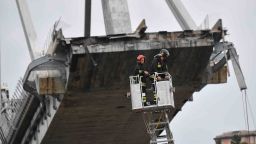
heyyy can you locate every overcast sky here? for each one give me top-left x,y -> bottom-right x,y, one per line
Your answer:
0,0 -> 256,144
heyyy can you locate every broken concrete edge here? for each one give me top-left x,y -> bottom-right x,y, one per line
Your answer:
44,19 -> 223,56
35,71 -> 65,95
22,55 -> 68,96
68,30 -> 220,54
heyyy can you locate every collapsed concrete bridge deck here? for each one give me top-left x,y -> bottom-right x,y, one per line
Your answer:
1,20 -> 232,144
38,21 -> 226,144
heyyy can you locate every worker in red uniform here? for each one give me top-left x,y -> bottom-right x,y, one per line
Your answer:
134,54 -> 149,106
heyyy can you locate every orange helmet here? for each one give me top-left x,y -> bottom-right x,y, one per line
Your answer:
137,54 -> 145,62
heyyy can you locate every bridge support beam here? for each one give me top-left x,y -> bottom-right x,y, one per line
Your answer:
101,0 -> 132,35
165,0 -> 197,30
21,95 -> 63,144
16,0 -> 38,60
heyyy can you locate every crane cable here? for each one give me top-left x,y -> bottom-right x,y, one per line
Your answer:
241,90 -> 250,144
243,90 -> 256,130
247,96 -> 256,130
241,91 -> 248,130
243,90 -> 250,132
241,89 -> 256,144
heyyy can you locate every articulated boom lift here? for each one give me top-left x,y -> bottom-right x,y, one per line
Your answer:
130,72 -> 175,144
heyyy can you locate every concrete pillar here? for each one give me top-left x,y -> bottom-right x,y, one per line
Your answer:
165,0 -> 197,30
101,0 -> 132,35
84,0 -> 91,37
16,0 -> 37,60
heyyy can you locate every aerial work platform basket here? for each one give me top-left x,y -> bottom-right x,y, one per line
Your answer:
129,72 -> 175,144
129,72 -> 175,111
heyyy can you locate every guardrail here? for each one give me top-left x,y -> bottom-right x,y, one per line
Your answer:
0,79 -> 31,143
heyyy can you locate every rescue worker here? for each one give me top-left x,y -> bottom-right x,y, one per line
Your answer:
134,54 -> 149,106
150,49 -> 170,80
149,49 -> 170,104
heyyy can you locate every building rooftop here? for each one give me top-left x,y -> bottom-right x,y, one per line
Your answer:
215,130 -> 256,140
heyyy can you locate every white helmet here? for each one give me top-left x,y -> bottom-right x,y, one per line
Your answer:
160,49 -> 170,57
